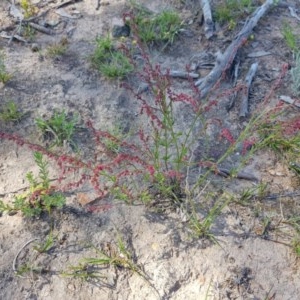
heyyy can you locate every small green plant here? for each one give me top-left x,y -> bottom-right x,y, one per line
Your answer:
20,0 -> 37,18
238,183 -> 268,205
33,232 -> 55,253
256,120 -> 300,160
46,38 -> 69,58
188,193 -> 232,242
0,52 -> 12,83
22,25 -> 36,40
292,238 -> 300,257
282,23 -> 297,52
91,36 -> 134,79
63,233 -> 144,281
102,125 -> 130,154
35,111 -> 78,147
214,0 -> 254,28
0,101 -> 25,122
0,152 -> 65,217
16,263 -> 41,277
129,8 -> 182,45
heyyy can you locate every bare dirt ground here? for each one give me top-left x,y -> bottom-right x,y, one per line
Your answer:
1,0 -> 300,299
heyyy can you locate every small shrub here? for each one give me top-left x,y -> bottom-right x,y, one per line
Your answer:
214,0 -> 255,28
128,9 -> 182,44
292,238 -> 300,257
35,111 -> 79,147
0,152 -> 66,217
281,23 -> 297,52
91,36 -> 134,79
63,232 -> 145,280
0,52 -> 12,84
0,101 -> 24,122
20,0 -> 37,18
46,38 -> 69,58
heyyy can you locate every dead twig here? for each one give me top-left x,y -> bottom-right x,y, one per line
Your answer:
96,0 -> 101,10
218,168 -> 258,181
13,238 -> 40,278
168,70 -> 200,79
239,62 -> 258,118
0,30 -> 27,43
288,6 -> 300,22
265,190 -> 300,200
53,0 -> 82,9
195,0 -> 275,99
55,8 -> 81,19
280,95 -> 300,108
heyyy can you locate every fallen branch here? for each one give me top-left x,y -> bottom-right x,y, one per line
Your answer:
239,62 -> 258,118
195,0 -> 275,99
53,0 -> 83,9
288,6 -> 300,22
168,70 -> 200,79
279,95 -> 300,108
200,0 -> 214,39
265,190 -> 300,200
55,8 -> 81,19
0,30 -> 27,43
28,22 -> 55,35
217,167 -> 258,181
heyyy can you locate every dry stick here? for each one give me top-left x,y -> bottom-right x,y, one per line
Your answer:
288,6 -> 300,22
265,190 -> 300,200
200,0 -> 214,39
27,22 -> 55,35
13,238 -> 40,278
217,167 -> 258,181
195,0 -> 275,99
168,70 -> 200,79
53,0 -> 83,9
96,0 -> 101,10
239,62 -> 258,118
137,70 -> 199,94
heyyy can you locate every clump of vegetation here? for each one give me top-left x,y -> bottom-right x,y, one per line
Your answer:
281,23 -> 297,52
0,52 -> 12,84
281,23 -> 300,96
91,36 -> 134,79
20,0 -> 37,18
33,231 -> 56,253
129,9 -> 182,44
292,238 -> 300,257
0,101 -> 25,122
0,152 -> 65,217
214,0 -> 255,29
63,232 -> 145,280
46,38 -> 69,58
35,110 -> 79,147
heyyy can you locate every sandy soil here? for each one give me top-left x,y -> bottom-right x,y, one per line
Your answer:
1,0 -> 300,299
